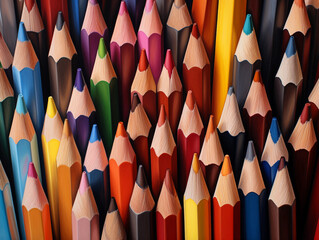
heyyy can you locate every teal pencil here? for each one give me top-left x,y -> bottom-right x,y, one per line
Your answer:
9,94 -> 42,239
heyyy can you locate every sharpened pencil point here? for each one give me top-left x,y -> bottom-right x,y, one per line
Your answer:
158,105 -> 166,127
228,86 -> 234,95
301,103 -> 311,124
270,118 -> 280,143
115,122 -> 127,137
62,119 -> 72,137
47,97 -> 58,118
192,153 -> 200,173
253,70 -> 262,83
89,124 -> 101,143
79,172 -> 89,195
205,115 -> 215,141
164,49 -> 175,78
108,198 -> 118,213
295,0 -> 305,7
98,38 -> 107,58
56,11 -> 64,30
131,93 -> 141,112
27,162 -> 38,178
136,165 -> 148,188
25,0 -> 35,12
18,22 -> 29,42
243,14 -> 253,35
191,23 -> 200,39
286,36 -> 297,57
185,90 -> 195,110
75,68 -> 85,91
119,1 -> 128,15
221,155 -> 232,176
174,0 -> 185,7
89,0 -> 98,5
164,169 -> 175,195
145,0 -> 154,12
278,157 -> 286,171
245,141 -> 256,162
16,94 -> 28,114
139,49 -> 148,71
0,62 -> 2,68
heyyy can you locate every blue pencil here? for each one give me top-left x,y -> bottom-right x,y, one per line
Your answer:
9,94 -> 42,239
84,124 -> 110,228
239,141 -> 268,240
260,118 -> 289,192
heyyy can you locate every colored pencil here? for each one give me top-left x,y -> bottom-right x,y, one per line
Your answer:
56,119 -> 82,240
177,90 -> 204,195
101,198 -> 127,240
109,122 -> 137,228
21,0 -> 48,101
72,171 -> 99,240
306,0 -> 319,94
260,117 -> 289,191
104,0 -> 121,33
217,87 -> 246,183
49,11 -> 77,119
0,64 -> 15,183
246,0 -> 262,35
274,36 -> 303,140
238,141 -> 267,240
40,0 -> 69,44
12,22 -> 45,139
67,68 -> 96,158
41,96 -> 63,240
309,78 -> 319,134
0,161 -> 19,240
183,23 -> 210,124
110,1 -> 137,125
0,32 -> 13,83
156,169 -> 182,240
156,0 -> 173,24
84,124 -> 110,227
131,49 -> 157,125
157,49 -> 182,135
191,0 -> 218,64
138,0 -> 164,83
81,0 -> 108,80
288,103 -> 317,234
233,14 -> 262,109
242,70 -> 272,158
283,0 -> 311,95
166,0 -> 192,74
22,162 -> 52,240
184,153 -> 211,240
0,0 -> 17,54
68,0 -> 88,51
213,155 -> 241,240
259,0 -> 290,96
199,115 -> 224,195
268,157 -> 296,240
124,0 -> 145,32
9,94 -> 42,239
127,93 -> 152,182
90,38 -> 119,155
151,105 -> 177,199
129,165 -> 155,240
212,0 -> 247,125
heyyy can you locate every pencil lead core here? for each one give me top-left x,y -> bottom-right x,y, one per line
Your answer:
243,14 -> 253,35
136,165 -> 148,188
47,97 -> 58,118
221,155 -> 232,176
56,11 -> 64,30
300,103 -> 311,124
139,49 -> 149,71
158,105 -> 166,127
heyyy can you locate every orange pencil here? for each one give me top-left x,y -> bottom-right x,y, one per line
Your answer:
109,122 -> 137,228
151,105 -> 177,199
22,162 -> 52,240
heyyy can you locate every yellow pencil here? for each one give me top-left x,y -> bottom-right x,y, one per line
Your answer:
184,153 -> 211,240
212,0 -> 247,125
41,96 -> 63,240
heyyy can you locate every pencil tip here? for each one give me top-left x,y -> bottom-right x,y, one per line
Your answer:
270,118 -> 281,143
286,36 -> 297,57
245,141 -> 256,162
228,86 -> 234,96
131,93 -> 141,111
158,105 -> 166,127
62,119 -> 72,137
295,0 -> 305,7
145,0 -> 154,12
136,165 -> 148,188
174,0 -> 185,7
185,90 -> 195,110
18,22 -> 29,42
278,157 -> 286,171
90,124 -> 101,143
98,38 -> 107,58
191,23 -> 200,39
253,70 -> 262,83
25,0 -> 35,12
300,103 -> 311,124
79,172 -> 89,195
56,11 -> 64,30
192,153 -> 200,173
164,49 -> 175,77
74,68 -> 85,91
119,1 -> 128,15
0,62 -> 2,69
164,169 -> 175,195
139,49 -> 149,71
27,162 -> 38,179
205,115 -> 215,140
243,14 -> 253,35
221,155 -> 232,176
108,198 -> 118,213
46,97 -> 58,118
89,0 -> 98,4
115,122 -> 127,137
16,94 -> 28,114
